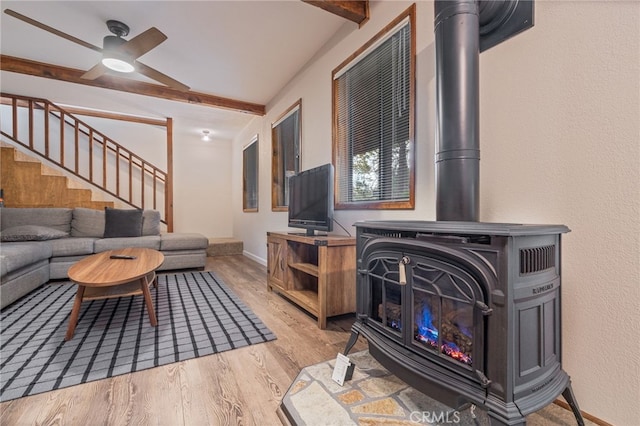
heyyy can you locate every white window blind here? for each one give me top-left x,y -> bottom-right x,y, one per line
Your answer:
334,19 -> 412,206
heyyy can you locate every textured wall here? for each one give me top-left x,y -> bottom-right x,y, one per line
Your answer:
479,2 -> 640,424
232,1 -> 639,423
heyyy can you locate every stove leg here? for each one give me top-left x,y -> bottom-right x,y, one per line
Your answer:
343,329 -> 360,356
562,380 -> 585,426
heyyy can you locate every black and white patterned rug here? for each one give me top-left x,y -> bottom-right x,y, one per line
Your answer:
0,271 -> 276,402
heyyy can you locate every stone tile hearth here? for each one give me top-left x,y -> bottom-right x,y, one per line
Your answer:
278,350 -> 596,426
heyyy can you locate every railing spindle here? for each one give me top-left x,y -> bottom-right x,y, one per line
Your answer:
128,156 -> 133,203
74,120 -> 79,173
102,136 -> 107,189
116,145 -> 120,197
89,129 -> 94,182
44,103 -> 50,157
59,111 -> 64,166
141,161 -> 145,209
28,100 -> 34,149
11,97 -> 18,140
153,169 -> 157,210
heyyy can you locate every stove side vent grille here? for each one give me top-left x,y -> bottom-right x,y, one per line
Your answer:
520,245 -> 555,275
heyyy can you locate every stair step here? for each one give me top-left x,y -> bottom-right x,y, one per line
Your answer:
207,238 -> 243,256
0,145 -> 114,210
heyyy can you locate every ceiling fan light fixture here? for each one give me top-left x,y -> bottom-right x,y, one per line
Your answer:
101,55 -> 135,73
101,34 -> 134,73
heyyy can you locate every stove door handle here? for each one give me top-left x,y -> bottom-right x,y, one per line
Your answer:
398,256 -> 410,285
475,300 -> 493,316
475,369 -> 491,388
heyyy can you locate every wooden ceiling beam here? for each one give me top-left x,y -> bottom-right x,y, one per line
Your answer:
0,55 -> 266,116
302,1 -> 369,26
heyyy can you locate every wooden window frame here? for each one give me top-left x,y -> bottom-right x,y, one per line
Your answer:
271,99 -> 302,211
331,4 -> 416,210
242,135 -> 259,212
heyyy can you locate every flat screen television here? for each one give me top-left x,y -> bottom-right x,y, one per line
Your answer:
288,163 -> 334,236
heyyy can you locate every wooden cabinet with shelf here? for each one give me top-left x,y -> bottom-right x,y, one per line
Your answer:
266,232 -> 356,329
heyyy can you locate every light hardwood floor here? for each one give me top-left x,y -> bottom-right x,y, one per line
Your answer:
0,255 -> 367,426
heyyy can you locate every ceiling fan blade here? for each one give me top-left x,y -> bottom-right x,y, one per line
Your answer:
6,9 -> 188,91
4,9 -> 102,53
136,61 -> 190,91
117,27 -> 167,60
81,62 -> 108,80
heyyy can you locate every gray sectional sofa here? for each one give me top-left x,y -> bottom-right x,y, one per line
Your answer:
0,207 -> 209,309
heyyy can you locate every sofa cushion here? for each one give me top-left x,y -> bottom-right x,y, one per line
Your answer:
142,210 -> 161,236
103,208 -> 143,238
0,208 -> 72,233
47,237 -> 97,257
71,208 -> 105,237
158,252 -> 206,271
49,255 -> 91,280
0,259 -> 50,308
94,235 -> 161,252
0,225 -> 68,242
160,233 -> 209,251
0,242 -> 53,276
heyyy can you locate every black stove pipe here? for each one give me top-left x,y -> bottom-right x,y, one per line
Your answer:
435,0 -> 480,222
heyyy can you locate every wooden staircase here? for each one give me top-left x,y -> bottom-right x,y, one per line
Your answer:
0,93 -> 173,228
0,145 -> 114,209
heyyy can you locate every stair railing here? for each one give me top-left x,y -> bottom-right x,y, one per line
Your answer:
0,93 -> 171,227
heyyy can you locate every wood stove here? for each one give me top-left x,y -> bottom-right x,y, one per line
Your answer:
343,1 -> 584,424
343,221 -> 584,425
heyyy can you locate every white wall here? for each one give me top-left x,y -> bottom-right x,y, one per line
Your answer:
172,129 -> 233,237
479,2 -> 640,424
232,1 -> 640,424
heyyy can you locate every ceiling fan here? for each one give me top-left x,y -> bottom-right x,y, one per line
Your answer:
4,9 -> 190,91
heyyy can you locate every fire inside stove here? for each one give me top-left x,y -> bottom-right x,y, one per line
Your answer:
414,299 -> 473,366
377,287 -> 474,367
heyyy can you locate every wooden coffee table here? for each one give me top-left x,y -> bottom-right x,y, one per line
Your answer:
65,247 -> 165,341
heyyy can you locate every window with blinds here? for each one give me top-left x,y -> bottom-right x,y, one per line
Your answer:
333,6 -> 415,209
243,136 -> 258,212
271,100 -> 301,211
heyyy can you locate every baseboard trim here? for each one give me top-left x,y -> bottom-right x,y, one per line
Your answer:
242,250 -> 266,266
553,399 -> 613,426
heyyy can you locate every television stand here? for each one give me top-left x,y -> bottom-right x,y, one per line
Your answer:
287,232 -> 325,237
266,232 -> 356,329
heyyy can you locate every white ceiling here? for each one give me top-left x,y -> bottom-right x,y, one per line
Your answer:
0,1 -> 349,140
